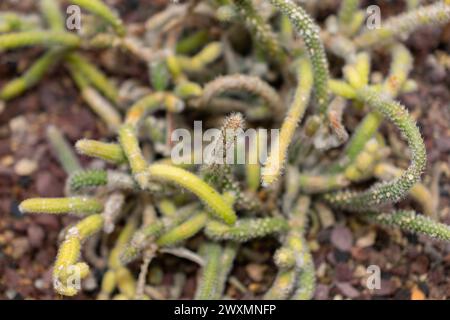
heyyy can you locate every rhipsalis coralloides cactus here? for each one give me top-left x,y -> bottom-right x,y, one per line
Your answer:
6,0 -> 449,300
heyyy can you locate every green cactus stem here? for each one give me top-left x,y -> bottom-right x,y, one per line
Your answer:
0,49 -> 63,101
232,0 -> 286,63
0,31 -> 80,51
75,139 -> 127,164
205,217 -> 288,242
355,2 -> 450,48
267,0 -> 330,114
46,125 -> 82,175
148,164 -> 237,225
69,0 -> 125,36
194,242 -> 222,300
365,211 -> 450,241
324,88 -> 426,211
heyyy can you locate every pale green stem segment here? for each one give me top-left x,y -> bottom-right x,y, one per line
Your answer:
46,125 -> 82,174
108,216 -> 139,271
366,211 -> 450,241
267,0 -> 330,114
98,270 -> 117,299
0,50 -> 63,101
156,212 -> 208,247
69,214 -> 104,239
331,45 -> 412,173
355,2 -> 450,48
65,53 -> 119,103
344,112 -> 383,164
324,88 -> 426,211
374,163 -> 435,217
195,242 -> 222,300
328,79 -> 357,99
232,0 -> 286,63
40,0 -> 64,30
150,60 -> 170,91
205,217 -> 288,242
125,92 -> 166,126
176,42 -> 223,73
298,173 -> 349,194
68,169 -> 137,192
19,197 -> 103,214
288,197 -> 315,300
118,124 -> 150,190
265,196 -> 315,300
54,214 -> 104,296
262,57 -> 313,186
157,199 -> 177,217
69,0 -> 125,36
67,65 -> 122,131
176,30 -> 209,55
265,269 -> 297,299
174,81 -> 203,99
110,218 -> 139,269
290,253 -> 315,300
338,0 -> 360,29
120,221 -> 164,265
198,74 -> 283,115
116,267 -> 136,298
163,204 -> 201,230
0,31 -> 80,51
75,139 -> 127,164
246,160 -> 261,192
214,242 -> 239,299
148,164 -> 237,225
354,52 -> 371,87
273,247 -> 296,269
406,0 -> 421,10
382,44 -> 413,98
0,13 -> 25,33
53,237 -> 85,296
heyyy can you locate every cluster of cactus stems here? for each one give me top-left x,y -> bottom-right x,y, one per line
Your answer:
4,0 -> 450,299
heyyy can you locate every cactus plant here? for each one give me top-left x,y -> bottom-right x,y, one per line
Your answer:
1,0 -> 448,300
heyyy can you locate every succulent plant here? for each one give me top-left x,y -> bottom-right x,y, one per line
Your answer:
3,0 -> 449,299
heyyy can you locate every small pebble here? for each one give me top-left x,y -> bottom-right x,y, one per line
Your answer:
245,263 -> 266,282
10,237 -> 30,259
83,275 -> 98,291
314,284 -> 330,300
331,226 -> 353,252
1,155 -> 14,167
34,279 -> 45,289
356,230 -> 376,248
336,282 -> 359,299
14,158 -> 38,176
27,225 -> 45,248
5,289 -> 17,300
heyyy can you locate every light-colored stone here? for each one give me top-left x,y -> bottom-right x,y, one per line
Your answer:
14,158 -> 38,176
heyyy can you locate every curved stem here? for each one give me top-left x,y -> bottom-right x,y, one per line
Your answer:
69,0 -> 125,36
324,87 -> 426,211
267,0 -> 330,114
148,164 -> 237,225
198,74 -> 283,115
365,211 -> 450,241
262,57 -> 313,186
